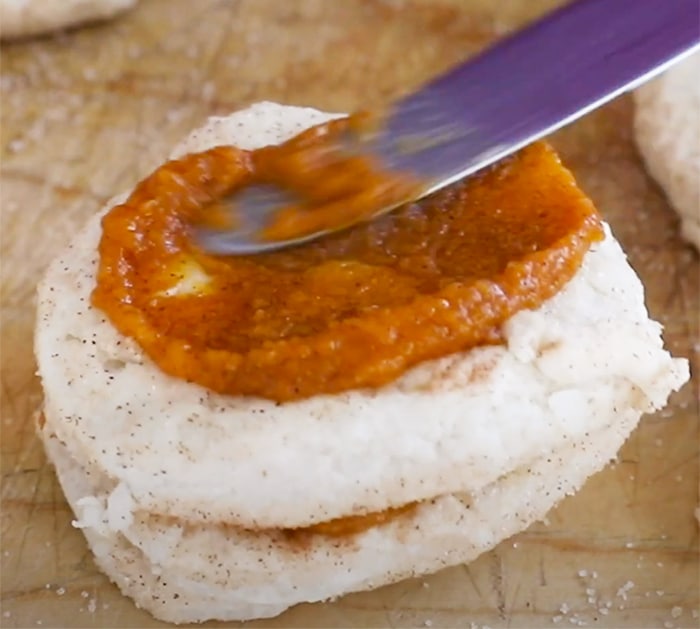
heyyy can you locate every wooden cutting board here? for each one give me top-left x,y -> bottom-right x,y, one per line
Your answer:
1,1 -> 698,627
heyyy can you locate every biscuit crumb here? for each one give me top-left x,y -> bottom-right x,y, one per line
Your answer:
616,580 -> 634,601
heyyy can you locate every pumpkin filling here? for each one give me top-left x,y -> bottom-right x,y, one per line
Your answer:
284,502 -> 419,539
91,120 -> 603,402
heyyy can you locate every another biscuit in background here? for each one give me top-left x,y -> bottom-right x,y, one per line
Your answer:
0,0 -> 137,40
634,51 -> 700,251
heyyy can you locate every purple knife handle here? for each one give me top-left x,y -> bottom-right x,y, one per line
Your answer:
380,0 -> 700,185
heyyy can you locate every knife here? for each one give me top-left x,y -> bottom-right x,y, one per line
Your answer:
377,0 -> 700,194
198,0 -> 700,255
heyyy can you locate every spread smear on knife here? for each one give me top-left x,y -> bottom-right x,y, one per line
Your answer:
34,102 -> 689,624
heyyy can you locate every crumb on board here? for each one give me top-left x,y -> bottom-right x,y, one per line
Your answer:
616,580 -> 635,601
562,571 -> 674,622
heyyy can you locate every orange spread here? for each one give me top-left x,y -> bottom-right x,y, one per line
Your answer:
92,120 -> 603,402
255,114 -> 421,241
284,502 -> 418,540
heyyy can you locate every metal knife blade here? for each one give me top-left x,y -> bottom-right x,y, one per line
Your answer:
376,0 -> 700,194
197,0 -> 700,255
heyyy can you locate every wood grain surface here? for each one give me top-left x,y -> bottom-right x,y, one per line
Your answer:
1,1 -> 698,627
